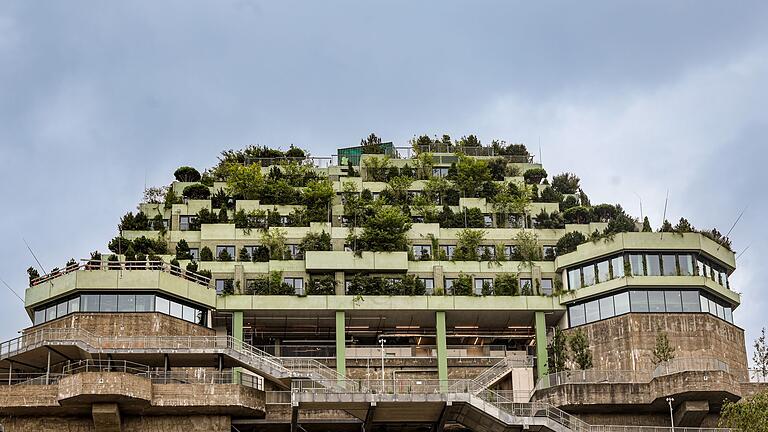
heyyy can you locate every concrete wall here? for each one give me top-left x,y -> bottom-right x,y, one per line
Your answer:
564,313 -> 748,378
25,313 -> 215,338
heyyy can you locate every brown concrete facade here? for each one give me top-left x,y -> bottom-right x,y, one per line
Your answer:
564,313 -> 748,379
25,313 -> 214,338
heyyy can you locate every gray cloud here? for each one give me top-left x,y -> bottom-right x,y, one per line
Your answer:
0,1 -> 766,360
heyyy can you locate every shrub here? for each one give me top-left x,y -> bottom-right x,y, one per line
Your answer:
175,239 -> 192,260
560,195 -> 580,211
285,145 -> 306,158
453,229 -> 486,261
523,168 -> 547,185
238,247 -> 251,262
556,231 -> 587,255
357,205 -> 412,252
182,184 -> 211,200
563,206 -> 592,224
299,231 -> 332,253
569,329 -> 593,369
511,230 -> 542,266
27,267 -> 40,284
494,274 -> 518,296
163,187 -> 183,209
174,166 -> 201,182
551,172 -> 580,194
200,246 -> 213,261
262,228 -> 288,260
451,274 -> 473,296
539,187 -> 563,203
306,275 -> 336,295
455,155 -> 491,198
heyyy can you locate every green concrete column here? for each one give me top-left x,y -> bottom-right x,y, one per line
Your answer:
233,311 -> 244,383
534,311 -> 548,381
436,311 -> 448,391
335,310 -> 346,380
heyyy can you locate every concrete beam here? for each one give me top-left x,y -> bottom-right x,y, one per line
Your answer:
290,404 -> 299,432
432,402 -> 450,432
362,402 -> 376,432
674,400 -> 709,427
92,403 -> 121,432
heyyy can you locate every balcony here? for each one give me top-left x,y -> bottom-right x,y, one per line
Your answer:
304,251 -> 409,272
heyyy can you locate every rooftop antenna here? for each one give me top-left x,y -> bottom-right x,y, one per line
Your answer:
22,237 -> 47,275
538,137 -> 542,165
717,206 -> 747,251
0,276 -> 24,303
659,190 -> 669,240
633,192 -> 644,222
736,243 -> 752,261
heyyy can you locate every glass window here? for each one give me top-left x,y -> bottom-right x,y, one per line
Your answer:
284,278 -> 304,295
720,271 -> 728,288
715,303 -> 725,319
629,254 -> 644,276
724,307 -> 733,323
155,296 -> 170,314
118,294 -> 136,312
541,279 -> 553,296
585,300 -> 600,323
597,260 -> 610,283
135,295 -> 154,312
216,245 -> 235,259
611,256 -> 625,279
477,245 -> 495,260
543,246 -> 556,260
34,309 -> 45,325
709,298 -> 718,317
82,294 -> 100,312
441,245 -> 455,260
665,291 -> 682,312
699,294 -> 709,313
182,305 -> 195,322
46,305 -> 57,321
197,309 -> 206,326
483,215 -> 493,228
662,255 -> 677,276
696,258 -> 705,277
170,301 -> 183,318
582,265 -> 596,287
568,268 -> 582,290
646,255 -> 661,276
614,292 -> 630,315
519,278 -> 532,294
179,215 -> 193,231
504,245 -> 516,259
100,294 -> 118,312
630,291 -> 649,312
703,263 -> 712,280
420,278 -> 435,294
648,291 -> 665,312
444,278 -> 456,295
682,291 -> 700,312
286,244 -> 301,259
189,248 -> 200,260
474,278 -> 493,295
56,301 -> 68,317
68,297 -> 80,313
679,255 -> 694,276
569,304 -> 586,327
412,245 -> 432,260
599,297 -> 615,320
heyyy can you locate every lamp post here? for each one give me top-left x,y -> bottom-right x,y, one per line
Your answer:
379,337 -> 386,393
666,397 -> 675,431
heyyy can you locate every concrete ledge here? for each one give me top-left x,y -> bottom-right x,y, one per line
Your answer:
57,372 -> 152,406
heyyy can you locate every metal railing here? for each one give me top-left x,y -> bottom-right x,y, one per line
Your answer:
534,358 -> 731,392
62,359 -> 150,375
746,368 -> 768,383
29,260 -> 211,287
254,344 -> 521,359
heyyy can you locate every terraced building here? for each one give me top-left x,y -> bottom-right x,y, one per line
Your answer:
1,139 -> 762,431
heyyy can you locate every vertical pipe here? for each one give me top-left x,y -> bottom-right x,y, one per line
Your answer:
335,310 -> 346,381
45,350 -> 51,385
535,311 -> 549,381
8,360 -> 12,385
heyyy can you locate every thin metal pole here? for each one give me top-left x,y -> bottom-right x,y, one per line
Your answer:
667,397 -> 675,431
380,338 -> 385,393
45,350 -> 51,385
8,360 -> 12,385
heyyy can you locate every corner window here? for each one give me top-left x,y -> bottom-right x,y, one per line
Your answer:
284,277 -> 305,295
611,256 -> 625,279
662,255 -> 678,276
596,260 -> 610,283
541,279 -> 553,296
629,254 -> 645,276
569,303 -> 586,327
646,255 -> 661,276
568,268 -> 581,290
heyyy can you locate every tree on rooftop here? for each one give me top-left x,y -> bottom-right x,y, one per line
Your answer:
182,184 -> 211,200
551,172 -> 580,195
175,239 -> 192,260
555,231 -> 586,255
302,179 -> 334,222
200,246 -> 213,261
27,267 -> 40,284
523,168 -> 547,185
174,166 -> 201,182
358,204 -> 412,252
456,134 -> 480,147
163,187 -> 183,210
455,154 -> 491,198
642,216 -> 652,232
224,163 -> 264,200
719,390 -> 768,430
659,219 -> 674,232
674,217 -> 695,233
753,328 -> 768,381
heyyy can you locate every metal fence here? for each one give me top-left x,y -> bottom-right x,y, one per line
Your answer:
29,260 -> 211,287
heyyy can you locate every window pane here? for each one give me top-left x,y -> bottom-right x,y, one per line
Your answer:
34,309 -> 45,325
665,291 -> 682,312
614,292 -> 630,315
46,305 -> 57,321
679,255 -> 694,276
646,255 -> 661,276
611,257 -> 625,279
700,295 -> 709,313
473,279 -> 484,295
582,265 -> 596,287
182,305 -> 195,322
135,295 -> 154,312
716,303 -> 724,319
599,297 -> 615,320
444,279 -> 455,295
170,301 -> 183,318
82,294 -> 100,312
681,291 -> 700,312
720,271 -> 728,288
648,291 -> 665,312
100,294 -> 117,312
662,255 -> 677,276
597,261 -> 610,283
197,309 -> 206,326
630,291 -> 649,312
724,307 -> 733,323
541,279 -> 553,296
629,254 -> 644,276
568,269 -> 581,289
68,298 -> 80,313
56,301 -> 68,317
585,300 -> 600,323
118,294 -> 136,312
155,296 -> 170,314
569,304 -> 586,327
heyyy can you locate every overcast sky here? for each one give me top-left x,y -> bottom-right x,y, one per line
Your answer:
1,1 -> 766,360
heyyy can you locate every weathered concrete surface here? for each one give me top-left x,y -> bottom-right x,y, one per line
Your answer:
91,403 -> 120,432
152,383 -> 265,415
674,400 -> 709,427
564,313 -> 748,381
122,415 -> 230,432
26,313 -> 214,338
532,370 -> 741,413
739,382 -> 768,398
58,373 -> 152,406
0,416 -> 95,432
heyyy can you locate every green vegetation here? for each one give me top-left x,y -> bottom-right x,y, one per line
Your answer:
174,166 -> 201,182
345,274 -> 426,296
356,205 -> 412,252
182,184 -> 211,200
719,390 -> 768,430
651,331 -> 676,365
548,327 -> 569,373
569,329 -> 593,370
